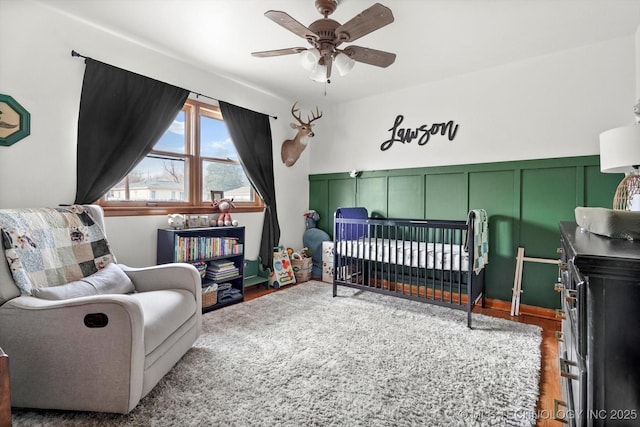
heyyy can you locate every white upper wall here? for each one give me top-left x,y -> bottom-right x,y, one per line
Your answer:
311,36 -> 637,174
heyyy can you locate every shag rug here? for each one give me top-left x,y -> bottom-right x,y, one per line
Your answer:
12,281 -> 542,426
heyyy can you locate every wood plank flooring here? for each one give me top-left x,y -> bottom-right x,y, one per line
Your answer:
243,282 -> 563,427
473,304 -> 562,427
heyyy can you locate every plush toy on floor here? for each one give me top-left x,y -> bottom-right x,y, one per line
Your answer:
302,210 -> 330,279
303,210 -> 320,229
212,198 -> 239,226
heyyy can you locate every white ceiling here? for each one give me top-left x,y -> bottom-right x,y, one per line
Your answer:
38,0 -> 640,105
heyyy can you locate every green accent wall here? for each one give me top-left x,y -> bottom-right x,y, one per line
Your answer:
309,155 -> 622,309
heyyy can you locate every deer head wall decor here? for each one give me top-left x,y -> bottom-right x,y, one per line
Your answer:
281,102 -> 322,167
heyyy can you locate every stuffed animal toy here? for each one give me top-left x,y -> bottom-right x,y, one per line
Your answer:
303,210 -> 320,229
212,198 -> 239,226
167,213 -> 186,229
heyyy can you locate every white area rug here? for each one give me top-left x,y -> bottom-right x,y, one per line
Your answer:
13,281 -> 541,426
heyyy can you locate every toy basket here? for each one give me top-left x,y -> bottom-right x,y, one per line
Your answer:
291,255 -> 312,283
202,284 -> 218,308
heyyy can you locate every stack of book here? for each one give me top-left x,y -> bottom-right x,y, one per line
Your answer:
205,260 -> 239,282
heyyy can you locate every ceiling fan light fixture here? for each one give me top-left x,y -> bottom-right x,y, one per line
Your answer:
309,63 -> 328,82
300,48 -> 321,71
334,52 -> 355,76
255,2 -> 395,84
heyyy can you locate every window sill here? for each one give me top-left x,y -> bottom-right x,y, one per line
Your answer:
101,205 -> 265,217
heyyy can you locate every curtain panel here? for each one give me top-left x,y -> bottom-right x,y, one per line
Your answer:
74,58 -> 189,204
219,101 -> 280,269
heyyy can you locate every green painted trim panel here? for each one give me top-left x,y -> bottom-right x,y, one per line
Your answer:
308,155 -> 622,309
389,175 -> 424,218
425,173 -> 467,220
469,170 -> 516,302
357,176 -> 388,217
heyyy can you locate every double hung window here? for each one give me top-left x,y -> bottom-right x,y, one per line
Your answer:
100,99 -> 262,215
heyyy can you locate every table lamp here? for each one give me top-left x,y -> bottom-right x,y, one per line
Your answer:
599,102 -> 640,211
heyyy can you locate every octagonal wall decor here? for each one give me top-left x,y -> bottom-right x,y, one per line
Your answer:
0,94 -> 30,146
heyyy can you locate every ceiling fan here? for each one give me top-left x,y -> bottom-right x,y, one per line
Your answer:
251,0 -> 396,83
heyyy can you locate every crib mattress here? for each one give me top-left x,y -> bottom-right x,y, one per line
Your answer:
336,238 -> 469,271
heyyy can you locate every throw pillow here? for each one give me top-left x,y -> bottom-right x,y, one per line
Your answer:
32,262 -> 134,300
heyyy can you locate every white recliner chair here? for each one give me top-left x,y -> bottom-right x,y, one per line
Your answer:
0,205 -> 202,414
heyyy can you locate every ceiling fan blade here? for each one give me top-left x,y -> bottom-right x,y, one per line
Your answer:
264,10 -> 318,41
252,47 -> 307,57
335,3 -> 394,43
343,46 -> 396,68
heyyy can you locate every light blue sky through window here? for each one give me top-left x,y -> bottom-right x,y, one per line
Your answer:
154,110 -> 185,154
200,115 -> 237,160
152,110 -> 238,160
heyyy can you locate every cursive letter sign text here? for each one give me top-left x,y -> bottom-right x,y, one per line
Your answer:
380,115 -> 460,151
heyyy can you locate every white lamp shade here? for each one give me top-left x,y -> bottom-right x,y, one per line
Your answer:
599,123 -> 640,173
309,64 -> 327,82
300,49 -> 321,71
334,52 -> 355,76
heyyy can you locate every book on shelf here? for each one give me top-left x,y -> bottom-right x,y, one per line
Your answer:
205,273 -> 239,281
208,260 -> 235,270
174,236 -> 244,262
190,261 -> 208,279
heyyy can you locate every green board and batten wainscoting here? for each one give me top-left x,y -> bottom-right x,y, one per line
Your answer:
308,155 -> 621,310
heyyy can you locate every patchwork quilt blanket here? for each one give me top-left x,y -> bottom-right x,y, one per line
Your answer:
0,205 -> 115,295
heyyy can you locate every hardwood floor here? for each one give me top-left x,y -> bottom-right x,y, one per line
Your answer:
473,304 -> 562,427
243,282 -> 563,427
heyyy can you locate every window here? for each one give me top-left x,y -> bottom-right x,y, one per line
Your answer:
100,99 -> 263,216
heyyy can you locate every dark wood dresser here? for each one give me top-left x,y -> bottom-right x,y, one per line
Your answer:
0,347 -> 10,427
557,222 -> 640,426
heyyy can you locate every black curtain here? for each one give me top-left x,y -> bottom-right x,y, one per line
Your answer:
219,101 -> 280,269
74,58 -> 189,204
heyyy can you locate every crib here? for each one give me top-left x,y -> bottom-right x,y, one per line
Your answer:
332,207 -> 487,328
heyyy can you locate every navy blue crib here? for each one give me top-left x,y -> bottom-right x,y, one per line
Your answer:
332,207 -> 486,328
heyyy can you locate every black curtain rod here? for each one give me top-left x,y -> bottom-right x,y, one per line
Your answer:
71,50 -> 277,120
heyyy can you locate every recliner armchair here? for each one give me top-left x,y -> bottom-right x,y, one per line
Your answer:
0,205 -> 202,414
